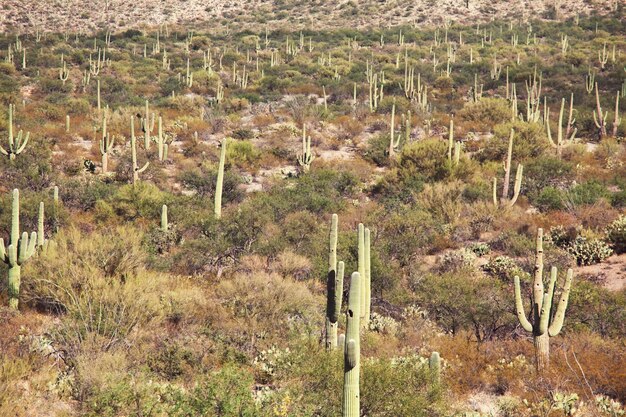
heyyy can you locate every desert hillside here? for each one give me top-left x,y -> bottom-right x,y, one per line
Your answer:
0,1 -> 625,417
0,0 -> 620,32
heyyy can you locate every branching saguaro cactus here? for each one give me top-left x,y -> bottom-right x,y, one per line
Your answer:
99,116 -> 114,174
130,116 -> 149,185
342,272 -> 361,417
154,116 -> 169,161
514,228 -> 574,373
297,125 -> 315,173
493,129 -> 523,208
214,138 -> 227,219
546,96 -> 576,159
1,189 -> 37,309
0,104 -> 30,160
325,214 -> 345,350
593,82 -> 608,139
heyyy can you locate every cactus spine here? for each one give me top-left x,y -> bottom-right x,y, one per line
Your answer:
342,272 -> 361,417
130,116 -> 149,185
1,190 -> 37,309
325,214 -> 345,350
214,138 -> 227,219
0,104 -> 30,160
514,228 -> 573,373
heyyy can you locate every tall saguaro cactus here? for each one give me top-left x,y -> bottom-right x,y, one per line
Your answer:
130,116 -> 149,185
493,128 -> 523,208
99,116 -> 114,173
1,189 -> 37,309
342,272 -> 361,417
214,138 -> 227,219
0,104 -> 30,160
363,227 -> 371,328
325,214 -> 345,350
161,204 -> 168,232
514,228 -> 574,373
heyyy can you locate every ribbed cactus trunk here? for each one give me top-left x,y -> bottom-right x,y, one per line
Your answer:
363,228 -> 371,328
534,333 -> 550,371
342,272 -> 361,417
325,214 -> 344,350
161,205 -> 168,232
357,224 -> 366,325
2,189 -> 37,309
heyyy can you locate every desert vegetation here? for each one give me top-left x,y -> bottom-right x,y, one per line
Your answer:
0,2 -> 625,416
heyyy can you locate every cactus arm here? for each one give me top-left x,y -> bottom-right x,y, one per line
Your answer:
15,132 -> 29,154
336,261 -> 345,319
7,243 -> 17,266
18,232 -> 37,264
0,239 -> 6,263
514,276 -> 533,332
492,177 -> 498,207
507,164 -> 523,207
137,161 -> 149,173
538,267 -> 557,334
0,144 -> 8,156
548,269 -> 573,337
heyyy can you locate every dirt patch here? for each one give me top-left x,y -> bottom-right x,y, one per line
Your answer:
575,253 -> 626,292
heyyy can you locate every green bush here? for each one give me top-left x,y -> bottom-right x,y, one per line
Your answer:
397,138 -> 450,182
536,186 -> 565,211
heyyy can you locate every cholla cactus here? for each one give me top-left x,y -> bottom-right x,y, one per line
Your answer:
1,189 -> 37,309
514,228 -> 574,373
0,104 -> 30,161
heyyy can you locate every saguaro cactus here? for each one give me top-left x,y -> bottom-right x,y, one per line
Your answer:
297,125 -> 314,173
161,204 -> 168,232
214,138 -> 227,219
1,189 -> 37,309
342,272 -> 361,417
514,228 -> 574,373
99,116 -> 114,173
325,214 -> 345,350
493,128 -> 523,208
130,116 -> 149,185
363,227 -> 371,328
546,97 -> 577,159
429,351 -> 441,385
0,104 -> 30,160
142,100 -> 155,149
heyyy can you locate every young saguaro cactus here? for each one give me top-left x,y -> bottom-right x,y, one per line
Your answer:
325,214 -> 345,350
342,272 -> 361,417
0,104 -> 30,161
514,228 -> 574,373
161,204 -> 168,232
1,189 -> 37,309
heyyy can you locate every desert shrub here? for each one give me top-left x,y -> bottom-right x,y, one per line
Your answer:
0,139 -> 53,191
179,167 -> 244,203
58,178 -> 117,211
414,272 -> 515,341
226,139 -> 261,167
611,189 -> 626,208
564,181 -> 610,207
567,236 -> 613,266
459,98 -> 511,129
397,138 -> 450,182
536,186 -> 565,211
605,215 -> 626,254
364,132 -> 392,166
368,312 -> 400,335
481,121 -> 548,163
108,182 -> 167,221
568,281 -> 626,338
